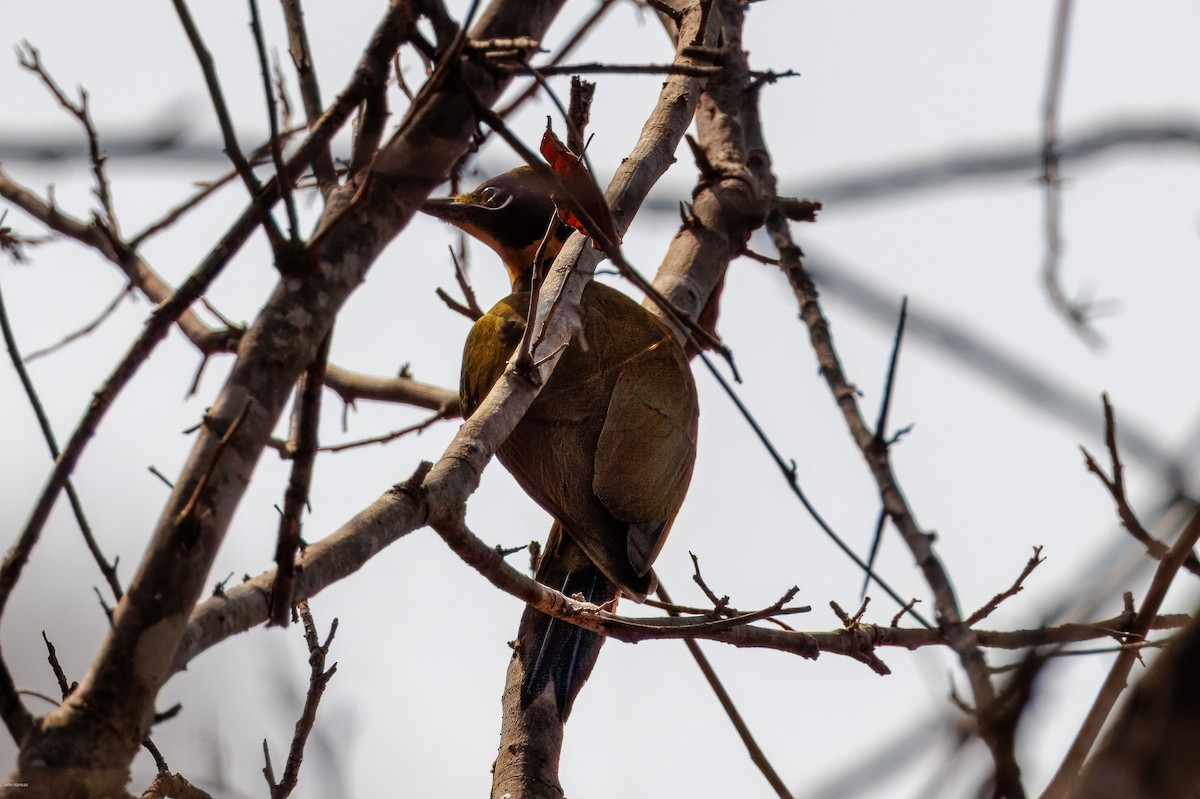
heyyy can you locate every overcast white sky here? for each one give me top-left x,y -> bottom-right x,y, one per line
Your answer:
2,2 -> 1200,797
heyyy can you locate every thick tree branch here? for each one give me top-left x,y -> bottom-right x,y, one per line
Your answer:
7,0 -> 470,787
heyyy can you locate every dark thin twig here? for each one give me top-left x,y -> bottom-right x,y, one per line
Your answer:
689,551 -> 729,611
890,598 -> 921,628
314,411 -> 446,454
41,631 -> 72,698
1040,0 -> 1100,346
965,547 -> 1046,626
16,43 -> 120,232
170,0 -> 285,249
248,0 -> 301,241
269,332 -> 331,626
641,595 -> 809,624
499,61 -> 720,77
435,287 -> 481,320
142,737 -> 170,773
872,296 -> 908,444
129,126 -> 307,249
345,66 -> 389,180
0,274 -> 124,611
266,410 -> 447,456
644,0 -> 683,26
656,581 -> 794,799
175,398 -> 253,528
1080,393 -> 1200,576
494,0 -> 618,118
515,213 -> 568,374
859,510 -> 888,603
280,0 -> 337,198
264,602 -> 338,799
10,1 -> 409,611
861,297 -> 909,599
24,283 -> 133,363
448,242 -> 483,318
692,347 -> 933,630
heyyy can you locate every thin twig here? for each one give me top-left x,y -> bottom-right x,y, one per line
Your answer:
513,209 -> 564,374
313,411 -> 446,454
248,0 -> 301,241
494,0 -> 619,118
435,287 -> 481,320
264,601 -> 338,799
16,43 -> 120,233
965,547 -> 1046,626
269,333 -> 331,626
451,239 -> 483,315
861,297 -> 909,598
689,551 -> 729,611
656,581 -> 794,799
175,398 -> 254,529
9,2 -> 412,612
1041,506 -> 1200,799
1040,0 -> 1100,346
1080,393 -> 1200,576
142,738 -> 170,773
171,0 -> 284,249
41,631 -> 72,698
498,61 -> 721,77
0,273 -> 124,611
24,283 -> 133,362
280,0 -> 338,198
129,127 -> 307,248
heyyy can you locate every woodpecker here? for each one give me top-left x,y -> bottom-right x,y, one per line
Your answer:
423,167 -> 698,719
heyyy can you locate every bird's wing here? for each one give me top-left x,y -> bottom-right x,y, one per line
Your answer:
593,342 -> 698,577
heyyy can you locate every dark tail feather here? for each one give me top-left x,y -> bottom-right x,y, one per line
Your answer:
518,528 -> 617,719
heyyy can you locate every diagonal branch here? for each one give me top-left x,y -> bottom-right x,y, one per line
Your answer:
281,0 -> 338,198
1041,506 -> 1200,798
15,43 -> 120,233
248,0 -> 302,241
738,13 -> 1023,799
7,1 -> 425,791
171,0 -> 285,249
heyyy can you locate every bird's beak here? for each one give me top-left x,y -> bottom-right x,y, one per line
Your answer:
420,194 -> 474,224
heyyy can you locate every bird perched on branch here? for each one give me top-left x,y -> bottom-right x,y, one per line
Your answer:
423,167 -> 699,719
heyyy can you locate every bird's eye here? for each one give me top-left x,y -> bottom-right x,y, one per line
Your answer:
478,186 -> 512,210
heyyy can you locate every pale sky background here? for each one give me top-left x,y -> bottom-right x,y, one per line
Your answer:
2,2 -> 1200,797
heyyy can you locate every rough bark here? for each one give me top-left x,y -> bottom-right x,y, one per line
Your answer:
1069,607 -> 1200,799
2,2 -> 564,796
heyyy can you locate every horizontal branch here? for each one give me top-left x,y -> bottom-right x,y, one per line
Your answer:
171,464 -> 1192,678
0,169 -> 463,416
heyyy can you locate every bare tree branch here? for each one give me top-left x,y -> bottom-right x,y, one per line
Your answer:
263,603 -> 338,799
6,3 -> 422,793
1038,0 -> 1103,347
1042,506 -> 1200,799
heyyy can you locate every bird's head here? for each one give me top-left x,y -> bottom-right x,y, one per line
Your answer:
422,167 -> 572,287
